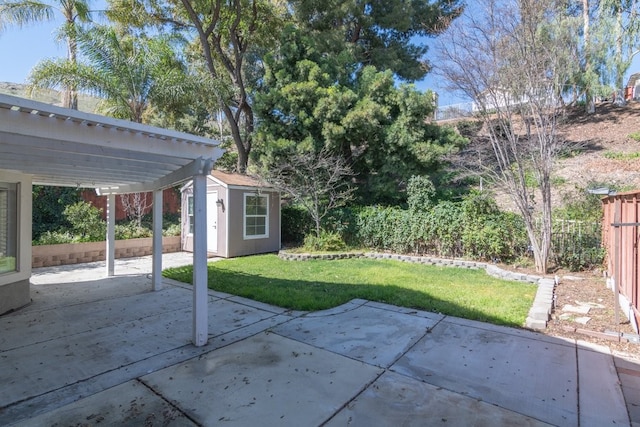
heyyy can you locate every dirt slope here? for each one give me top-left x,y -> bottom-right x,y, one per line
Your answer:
556,102 -> 640,194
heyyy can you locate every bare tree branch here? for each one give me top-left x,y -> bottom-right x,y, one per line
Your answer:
261,149 -> 355,237
436,0 -> 579,273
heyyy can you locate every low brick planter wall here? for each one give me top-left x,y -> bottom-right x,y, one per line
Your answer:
32,236 -> 182,268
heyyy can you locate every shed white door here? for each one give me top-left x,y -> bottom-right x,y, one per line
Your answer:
207,191 -> 218,252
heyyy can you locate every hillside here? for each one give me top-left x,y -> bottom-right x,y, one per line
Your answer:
448,101 -> 640,210
0,82 -> 100,113
556,101 -> 640,193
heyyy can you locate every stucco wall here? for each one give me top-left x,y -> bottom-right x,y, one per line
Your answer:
32,236 -> 181,268
0,170 -> 32,315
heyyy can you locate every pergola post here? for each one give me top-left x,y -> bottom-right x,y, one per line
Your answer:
152,189 -> 163,291
192,173 -> 208,346
106,194 -> 115,277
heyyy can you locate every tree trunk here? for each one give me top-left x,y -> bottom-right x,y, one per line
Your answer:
63,16 -> 79,110
583,0 -> 595,114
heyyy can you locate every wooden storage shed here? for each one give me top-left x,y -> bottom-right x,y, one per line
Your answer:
181,171 -> 281,258
601,190 -> 640,333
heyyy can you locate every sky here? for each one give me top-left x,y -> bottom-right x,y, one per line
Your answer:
1,16 -> 638,108
0,14 -> 463,104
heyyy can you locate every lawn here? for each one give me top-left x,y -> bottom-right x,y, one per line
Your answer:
163,254 -> 536,327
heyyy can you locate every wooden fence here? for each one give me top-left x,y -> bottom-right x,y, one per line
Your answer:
602,191 -> 640,333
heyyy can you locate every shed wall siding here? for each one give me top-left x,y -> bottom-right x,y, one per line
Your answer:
226,189 -> 280,258
181,177 -> 280,258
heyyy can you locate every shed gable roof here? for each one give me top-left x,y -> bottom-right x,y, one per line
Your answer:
210,170 -> 273,190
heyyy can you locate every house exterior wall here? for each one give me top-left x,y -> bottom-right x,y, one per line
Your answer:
602,192 -> 640,332
0,170 -> 32,315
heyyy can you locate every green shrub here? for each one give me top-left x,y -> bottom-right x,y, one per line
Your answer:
354,193 -> 528,261
32,186 -> 81,240
33,230 -> 74,245
63,202 -> 106,242
407,175 -> 436,212
303,231 -> 347,252
163,223 -> 181,236
115,222 -> 152,240
321,206 -> 360,245
281,204 -> 312,245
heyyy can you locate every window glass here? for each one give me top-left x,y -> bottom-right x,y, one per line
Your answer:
187,195 -> 194,235
0,182 -> 18,275
244,193 -> 268,239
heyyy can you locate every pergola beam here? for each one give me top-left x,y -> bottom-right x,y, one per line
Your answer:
0,94 -> 223,348
97,154 -> 222,195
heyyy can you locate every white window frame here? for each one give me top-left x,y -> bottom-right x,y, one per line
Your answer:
243,192 -> 269,239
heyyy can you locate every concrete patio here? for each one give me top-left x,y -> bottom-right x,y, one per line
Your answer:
1,253 -> 639,426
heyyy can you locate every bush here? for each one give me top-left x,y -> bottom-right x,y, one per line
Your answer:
63,202 -> 106,242
407,175 -> 436,212
303,231 -> 347,252
32,186 -> 81,240
33,230 -> 75,245
163,223 -> 181,236
114,222 -> 152,240
321,206 -> 360,245
281,204 -> 312,245
353,194 -> 528,262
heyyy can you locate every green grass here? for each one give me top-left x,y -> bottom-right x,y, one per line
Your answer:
163,254 -> 536,327
603,150 -> 640,160
628,132 -> 640,141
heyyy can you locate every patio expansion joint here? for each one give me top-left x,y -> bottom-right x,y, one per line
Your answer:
136,378 -> 203,427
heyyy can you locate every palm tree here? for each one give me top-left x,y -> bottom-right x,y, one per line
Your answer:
28,25 -> 195,124
0,0 -> 92,109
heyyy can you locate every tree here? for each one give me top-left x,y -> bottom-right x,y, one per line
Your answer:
32,185 -> 81,240
436,0 -> 579,273
120,192 -> 149,227
564,0 -> 640,110
290,0 -> 464,81
0,0 -> 92,108
261,149 -> 355,238
28,25 -> 194,123
107,0 -> 287,173
597,0 -> 640,93
255,26 -> 465,204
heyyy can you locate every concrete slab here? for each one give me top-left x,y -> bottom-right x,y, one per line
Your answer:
1,253 -> 635,426
577,341 -> 630,426
615,355 -> 640,425
11,380 -> 197,427
0,284 -> 285,411
141,332 -> 383,426
392,318 -> 579,426
0,286 -> 192,351
326,370 -> 553,426
272,301 -> 442,367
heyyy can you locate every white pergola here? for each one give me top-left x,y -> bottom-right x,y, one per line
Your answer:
0,93 -> 223,346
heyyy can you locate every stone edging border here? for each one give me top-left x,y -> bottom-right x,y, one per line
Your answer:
278,250 -> 554,331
